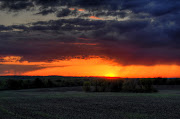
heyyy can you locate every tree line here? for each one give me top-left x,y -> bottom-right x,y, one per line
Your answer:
83,78 -> 158,93
0,78 -> 84,90
0,77 -> 180,92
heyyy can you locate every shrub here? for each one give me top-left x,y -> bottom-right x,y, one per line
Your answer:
109,80 -> 123,92
46,79 -> 54,88
33,78 -> 45,88
122,79 -> 157,93
122,79 -> 139,92
140,78 -> 153,91
5,79 -> 23,90
96,81 -> 107,92
83,81 -> 91,92
0,80 -> 4,90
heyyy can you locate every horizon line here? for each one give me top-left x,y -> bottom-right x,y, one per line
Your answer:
0,75 -> 179,79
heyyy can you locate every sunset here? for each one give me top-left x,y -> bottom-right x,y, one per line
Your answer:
0,0 -> 180,119
0,0 -> 180,78
2,56 -> 180,77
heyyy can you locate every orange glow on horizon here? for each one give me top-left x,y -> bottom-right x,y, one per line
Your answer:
23,59 -> 180,78
1,56 -> 180,78
23,58 -> 120,77
105,73 -> 117,77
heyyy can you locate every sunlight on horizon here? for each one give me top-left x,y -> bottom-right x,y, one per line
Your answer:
1,56 -> 180,78
105,73 -> 117,77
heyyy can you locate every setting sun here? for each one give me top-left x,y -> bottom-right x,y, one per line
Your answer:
105,73 -> 116,77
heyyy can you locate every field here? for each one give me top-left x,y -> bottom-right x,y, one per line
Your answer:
0,87 -> 180,119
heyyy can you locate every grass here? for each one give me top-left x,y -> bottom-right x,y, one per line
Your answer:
0,88 -> 180,119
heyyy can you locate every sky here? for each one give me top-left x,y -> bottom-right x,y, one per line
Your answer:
0,0 -> 180,77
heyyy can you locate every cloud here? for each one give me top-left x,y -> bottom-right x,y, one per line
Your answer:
0,25 -> 12,31
2,18 -> 106,32
56,8 -> 71,17
0,0 -> 179,20
0,0 -> 180,66
0,0 -> 34,11
0,16 -> 180,66
36,9 -> 55,16
0,64 -> 45,75
89,16 -> 104,20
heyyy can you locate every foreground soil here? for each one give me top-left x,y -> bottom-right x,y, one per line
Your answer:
0,87 -> 180,119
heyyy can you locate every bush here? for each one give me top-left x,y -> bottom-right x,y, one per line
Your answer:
5,79 -> 23,90
83,81 -> 91,92
122,79 -> 157,93
122,79 -> 139,92
92,80 -> 107,92
46,79 -> 54,88
109,80 -> 123,92
0,80 -> 5,90
33,78 -> 45,88
99,81 -> 108,92
22,79 -> 32,89
140,78 -> 153,91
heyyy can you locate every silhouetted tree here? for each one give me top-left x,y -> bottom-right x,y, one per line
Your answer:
5,79 -> 23,90
122,79 -> 138,92
83,81 -> 91,92
33,78 -> 44,88
109,80 -> 123,92
46,79 -> 54,87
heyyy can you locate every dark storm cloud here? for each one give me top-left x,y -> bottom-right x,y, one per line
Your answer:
0,64 -> 46,75
1,18 -> 106,32
0,25 -> 12,31
56,8 -> 71,17
0,28 -> 100,62
0,0 -> 180,66
1,0 -> 180,18
0,0 -> 34,11
36,9 -> 55,15
91,19 -> 180,65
